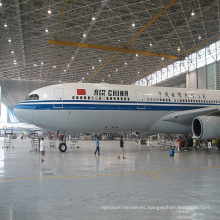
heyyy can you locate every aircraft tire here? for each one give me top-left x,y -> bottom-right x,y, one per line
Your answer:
59,143 -> 67,152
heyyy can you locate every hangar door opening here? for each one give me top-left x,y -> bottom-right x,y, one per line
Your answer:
136,90 -> 145,109
53,88 -> 64,108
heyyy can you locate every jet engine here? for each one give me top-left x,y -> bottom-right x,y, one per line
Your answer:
192,116 -> 220,140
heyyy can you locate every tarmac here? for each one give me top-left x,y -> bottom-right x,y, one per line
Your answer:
1,137 -> 220,220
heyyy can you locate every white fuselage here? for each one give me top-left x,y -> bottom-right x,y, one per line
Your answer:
13,83 -> 220,134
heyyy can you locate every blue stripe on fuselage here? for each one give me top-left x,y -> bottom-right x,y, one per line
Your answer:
14,100 -> 213,111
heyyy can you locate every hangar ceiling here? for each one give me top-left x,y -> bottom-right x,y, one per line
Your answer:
0,0 -> 220,109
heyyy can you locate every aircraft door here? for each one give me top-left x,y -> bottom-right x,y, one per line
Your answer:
53,88 -> 64,108
136,90 -> 145,109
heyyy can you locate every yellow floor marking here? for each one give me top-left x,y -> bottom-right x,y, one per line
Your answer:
0,172 -> 144,181
142,171 -> 163,180
1,166 -> 220,181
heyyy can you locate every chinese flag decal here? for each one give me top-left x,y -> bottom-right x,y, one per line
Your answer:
77,89 -> 86,95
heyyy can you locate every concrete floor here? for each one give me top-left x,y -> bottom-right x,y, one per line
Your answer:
1,137 -> 220,220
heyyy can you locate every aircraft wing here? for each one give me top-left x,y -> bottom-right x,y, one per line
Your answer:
161,106 -> 220,126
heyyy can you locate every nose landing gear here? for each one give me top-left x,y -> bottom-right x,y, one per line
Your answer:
58,132 -> 67,152
59,142 -> 67,152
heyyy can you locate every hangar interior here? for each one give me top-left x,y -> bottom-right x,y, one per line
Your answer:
0,0 -> 220,219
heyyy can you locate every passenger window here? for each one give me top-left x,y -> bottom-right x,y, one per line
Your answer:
114,97 -> 116,100
99,97 -> 101,100
124,97 -> 126,101
121,97 -> 123,101
76,96 -> 78,99
72,96 -> 74,99
117,97 -> 119,101
110,97 -> 112,100
80,96 -> 82,100
84,96 -> 86,100
88,96 -> 90,100
128,98 -> 130,101
106,97 -> 109,100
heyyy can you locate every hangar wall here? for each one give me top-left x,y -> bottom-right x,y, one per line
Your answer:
186,61 -> 220,90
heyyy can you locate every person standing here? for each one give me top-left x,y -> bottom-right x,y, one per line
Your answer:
118,137 -> 126,159
94,137 -> 100,155
178,136 -> 182,150
40,137 -> 45,162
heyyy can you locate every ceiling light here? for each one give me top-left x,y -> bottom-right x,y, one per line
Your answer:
108,74 -> 111,77
11,50 -> 14,54
8,38 -> 11,43
48,8 -> 51,14
92,17 -> 96,21
67,64 -> 70,67
99,59 -> 101,62
59,80 -> 61,83
45,28 -> 48,33
132,22 -> 135,27
33,64 -> 38,67
64,69 -> 66,72
41,62 -> 44,65
138,71 -> 140,74
125,62 -> 127,65
149,42 -> 152,47
118,39 -> 121,42
0,2 -> 2,7
191,11 -> 195,16
71,56 -> 74,59
116,68 -> 118,72
92,66 -> 94,69
87,72 -> 89,75
83,33 -> 86,38
52,65 -> 57,68
136,54 -> 138,57
177,47 -> 180,51
198,35 -> 201,40
161,57 -> 164,60
4,23 -> 7,28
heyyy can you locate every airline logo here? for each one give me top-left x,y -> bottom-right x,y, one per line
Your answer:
77,89 -> 86,95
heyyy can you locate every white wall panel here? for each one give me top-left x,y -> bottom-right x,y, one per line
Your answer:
187,71 -> 197,89
198,66 -> 206,89
207,63 -> 215,90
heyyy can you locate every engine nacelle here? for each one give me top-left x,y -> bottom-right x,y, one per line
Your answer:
192,116 -> 220,140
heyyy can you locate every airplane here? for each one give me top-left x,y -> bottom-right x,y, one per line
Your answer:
13,82 -> 220,152
0,122 -> 43,137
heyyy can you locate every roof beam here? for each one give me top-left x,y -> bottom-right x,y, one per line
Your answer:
48,39 -> 180,60
85,0 -> 178,83
125,34 -> 220,85
45,0 -> 66,83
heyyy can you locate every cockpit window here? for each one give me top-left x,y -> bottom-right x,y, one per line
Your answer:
25,94 -> 39,100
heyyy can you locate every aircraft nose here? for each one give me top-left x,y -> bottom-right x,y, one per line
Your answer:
13,103 -> 25,122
